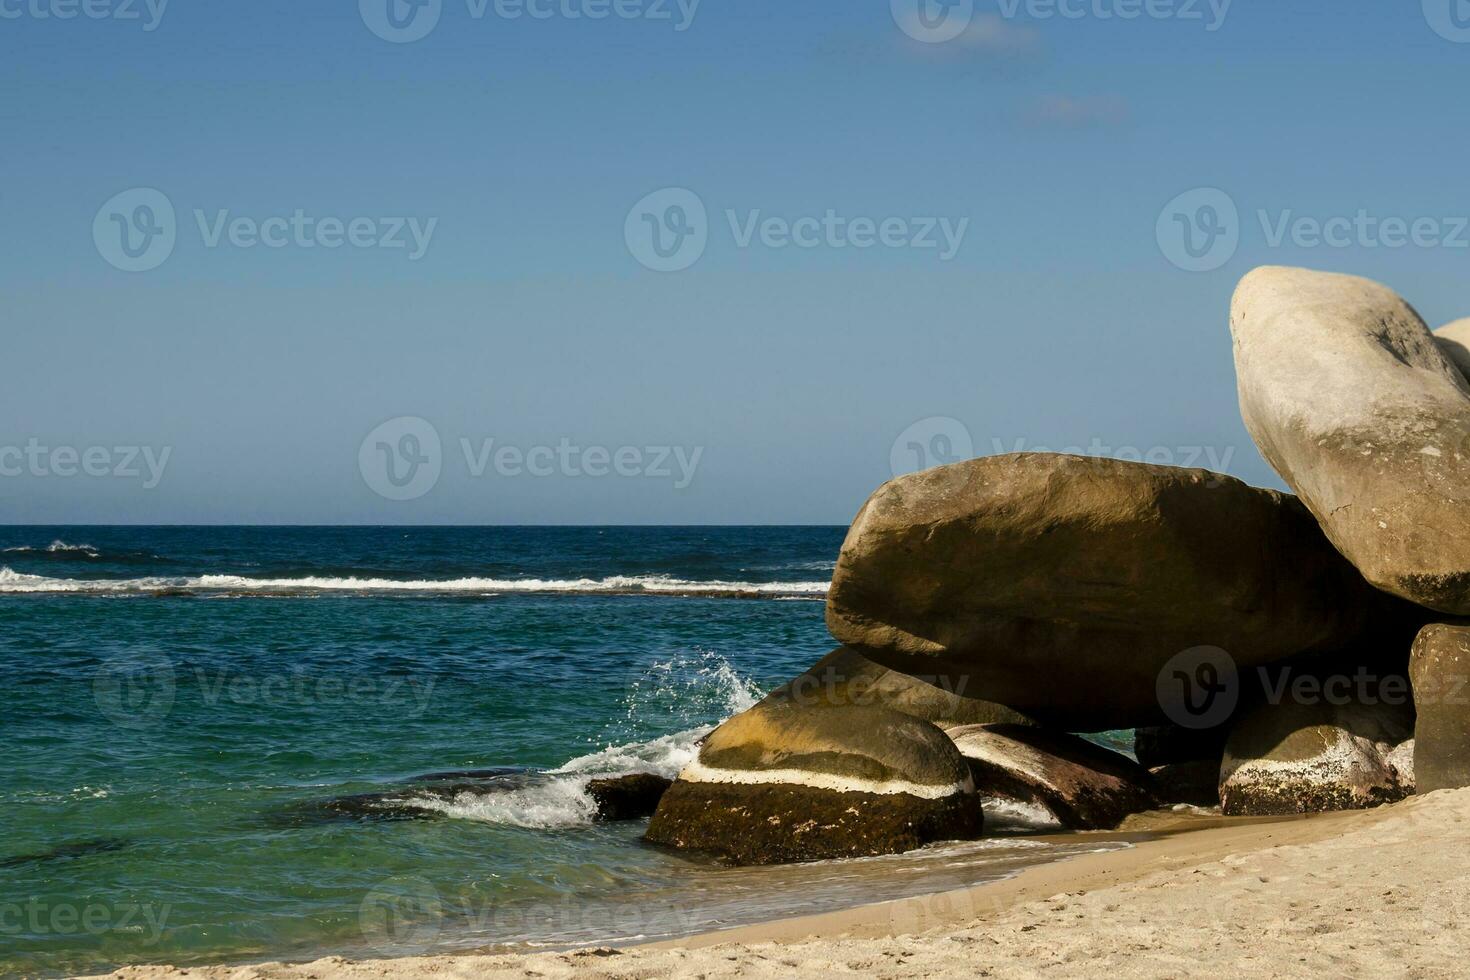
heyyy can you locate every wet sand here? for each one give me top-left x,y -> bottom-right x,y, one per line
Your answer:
86,789 -> 1470,979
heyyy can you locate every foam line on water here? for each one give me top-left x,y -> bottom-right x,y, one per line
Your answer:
0,567 -> 829,597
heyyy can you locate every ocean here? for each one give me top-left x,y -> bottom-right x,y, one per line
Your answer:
0,526 -> 1128,978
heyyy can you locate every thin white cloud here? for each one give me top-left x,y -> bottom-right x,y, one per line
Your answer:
1024,94 -> 1131,128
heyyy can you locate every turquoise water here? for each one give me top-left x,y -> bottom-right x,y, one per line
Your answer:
0,527 -> 1120,978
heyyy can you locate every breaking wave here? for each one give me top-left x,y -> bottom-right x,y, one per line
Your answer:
0,568 -> 828,599
408,652 -> 762,829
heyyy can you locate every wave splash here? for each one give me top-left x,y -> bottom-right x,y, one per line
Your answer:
0,568 -> 828,598
410,652 -> 763,829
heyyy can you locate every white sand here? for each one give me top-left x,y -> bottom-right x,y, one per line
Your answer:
88,789 -> 1470,980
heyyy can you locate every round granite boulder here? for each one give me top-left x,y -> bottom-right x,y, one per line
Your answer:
760,646 -> 1033,730
947,724 -> 1156,829
1232,267 -> 1470,613
644,701 -> 982,865
825,452 -> 1409,730
1434,318 -> 1470,382
1220,700 -> 1414,816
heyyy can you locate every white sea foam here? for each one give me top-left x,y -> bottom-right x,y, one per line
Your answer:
981,797 -> 1063,832
2,540 -> 100,556
0,568 -> 829,597
411,651 -> 762,829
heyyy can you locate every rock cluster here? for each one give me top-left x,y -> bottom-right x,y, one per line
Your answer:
645,266 -> 1470,865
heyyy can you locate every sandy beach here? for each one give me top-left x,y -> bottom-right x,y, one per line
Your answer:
86,788 -> 1470,980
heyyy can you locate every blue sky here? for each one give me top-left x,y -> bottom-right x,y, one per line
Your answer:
3,1 -> 1469,524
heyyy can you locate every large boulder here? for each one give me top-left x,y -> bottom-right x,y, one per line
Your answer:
760,646 -> 1033,729
644,701 -> 982,865
947,724 -> 1156,829
1231,266 -> 1470,614
1219,700 -> 1415,816
1410,623 -> 1470,794
825,452 -> 1407,730
1434,318 -> 1470,382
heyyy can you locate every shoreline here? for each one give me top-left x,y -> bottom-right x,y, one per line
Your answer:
89,789 -> 1469,979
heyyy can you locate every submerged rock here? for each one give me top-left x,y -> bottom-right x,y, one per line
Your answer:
0,837 -> 131,869
1219,700 -> 1415,816
825,452 -> 1402,730
1410,623 -> 1470,793
273,769 -> 671,827
1232,266 -> 1470,613
644,701 -> 982,865
947,724 -> 1155,829
760,646 -> 1032,730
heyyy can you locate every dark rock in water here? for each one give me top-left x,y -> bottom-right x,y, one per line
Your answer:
946,724 -> 1155,829
586,773 -> 672,821
1149,760 -> 1221,808
645,701 -> 981,865
761,646 -> 1032,730
646,780 -> 982,866
825,453 -> 1413,731
1134,724 -> 1229,770
1410,623 -> 1470,794
274,769 -> 669,827
0,837 -> 130,868
1220,700 -> 1415,816
271,791 -> 449,826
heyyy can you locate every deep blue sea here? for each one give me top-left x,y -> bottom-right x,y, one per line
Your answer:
0,527 -> 1124,978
